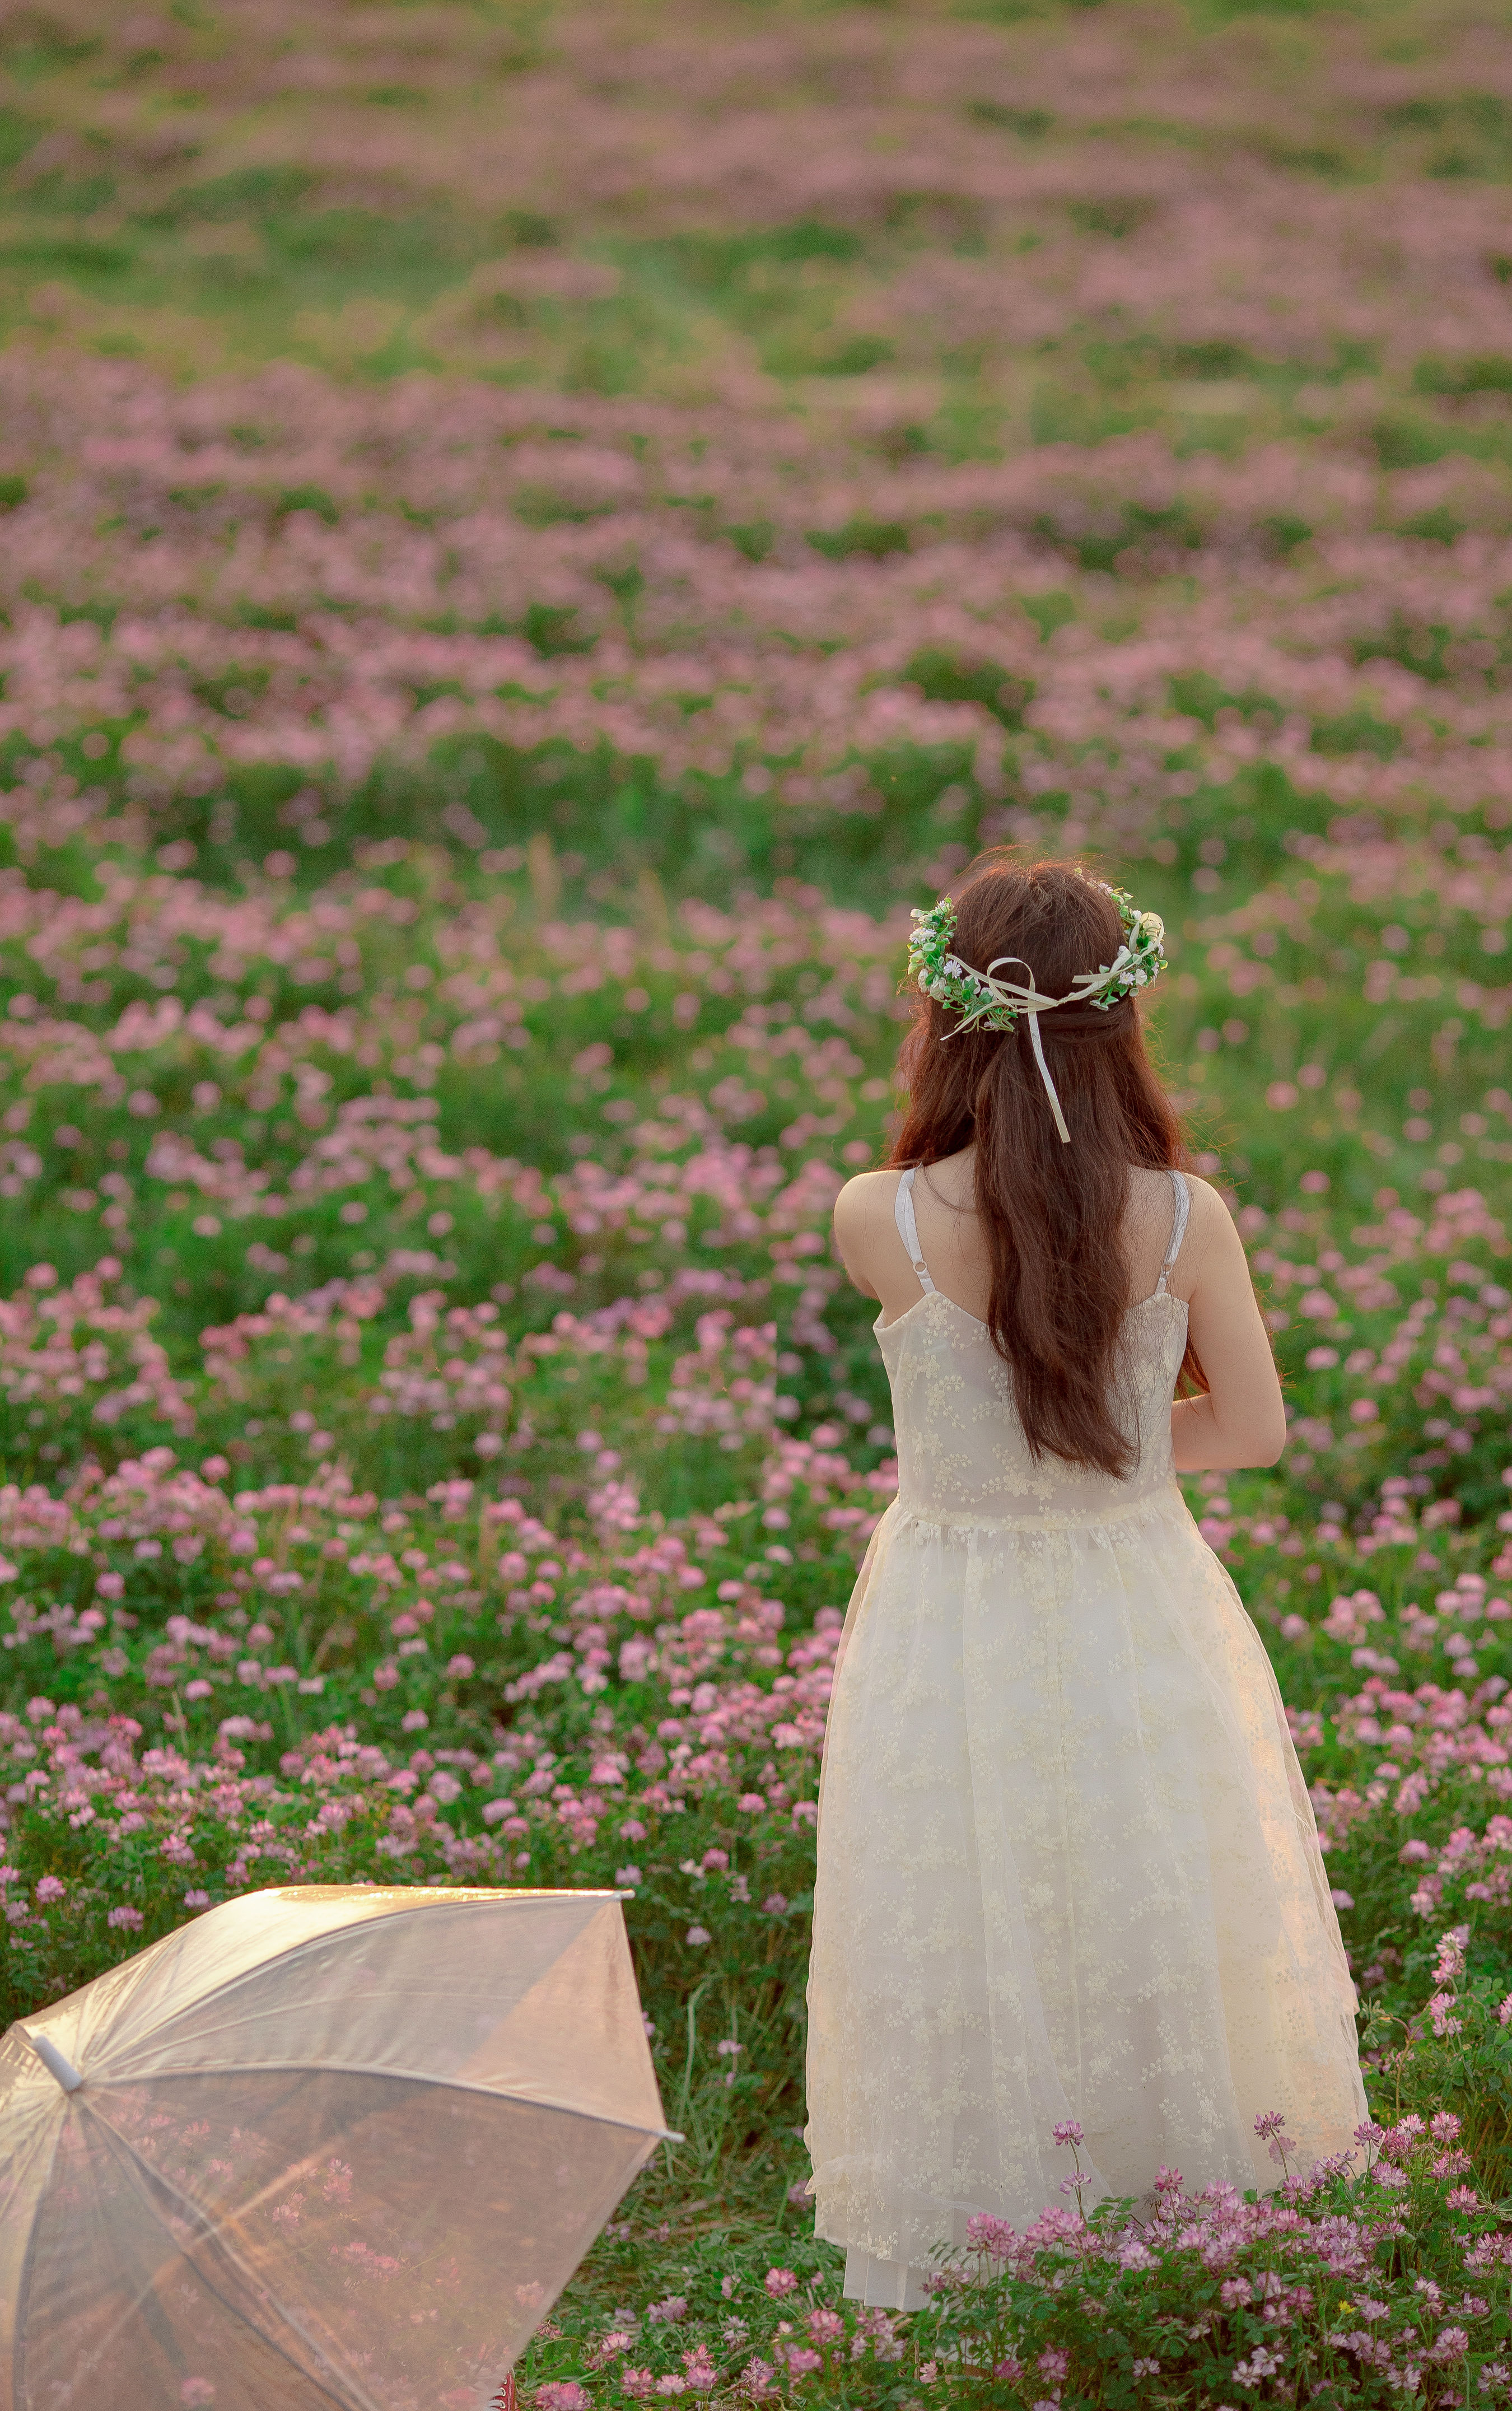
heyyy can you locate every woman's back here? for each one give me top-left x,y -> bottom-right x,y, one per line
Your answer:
834,1151 -> 1286,1484
847,1152 -> 1201,1328
872,1162 -> 1192,1525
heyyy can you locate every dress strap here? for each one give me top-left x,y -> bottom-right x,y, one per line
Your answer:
894,1167 -> 936,1295
1154,1169 -> 1191,1297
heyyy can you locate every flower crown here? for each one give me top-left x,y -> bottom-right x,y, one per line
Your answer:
904,878 -> 1168,1143
906,881 -> 1167,1035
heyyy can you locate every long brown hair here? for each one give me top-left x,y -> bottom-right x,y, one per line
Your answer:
889,854 -> 1204,1477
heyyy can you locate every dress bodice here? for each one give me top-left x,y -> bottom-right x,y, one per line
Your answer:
876,1287 -> 1188,1526
874,1165 -> 1191,1527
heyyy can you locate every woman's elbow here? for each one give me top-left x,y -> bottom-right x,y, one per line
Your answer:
1246,1413 -> 1288,1469
1212,1409 -> 1287,1470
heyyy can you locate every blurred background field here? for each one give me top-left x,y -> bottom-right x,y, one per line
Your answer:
3,0 -> 1512,2400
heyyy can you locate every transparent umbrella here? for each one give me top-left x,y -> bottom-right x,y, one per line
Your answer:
0,1884 -> 675,2411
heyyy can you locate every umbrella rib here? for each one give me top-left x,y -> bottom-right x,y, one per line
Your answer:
73,2100 -> 389,2411
99,2059 -> 683,2140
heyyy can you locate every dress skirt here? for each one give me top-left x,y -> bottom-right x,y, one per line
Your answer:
803,1486 -> 1366,2301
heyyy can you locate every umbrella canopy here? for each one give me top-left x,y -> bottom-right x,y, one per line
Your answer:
0,1884 -> 674,2411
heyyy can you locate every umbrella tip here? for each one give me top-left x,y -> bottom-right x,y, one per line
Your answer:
25,2031 -> 83,2093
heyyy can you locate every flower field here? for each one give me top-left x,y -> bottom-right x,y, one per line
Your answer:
3,0 -> 1512,2399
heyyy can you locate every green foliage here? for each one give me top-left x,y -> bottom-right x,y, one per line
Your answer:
805,519 -> 911,561
144,166 -> 317,227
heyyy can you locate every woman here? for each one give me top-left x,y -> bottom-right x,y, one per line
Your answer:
803,855 -> 1365,2312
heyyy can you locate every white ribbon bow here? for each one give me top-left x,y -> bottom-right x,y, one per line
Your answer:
940,948 -> 1138,1145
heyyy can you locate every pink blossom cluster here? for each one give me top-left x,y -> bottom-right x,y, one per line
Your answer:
0,1262 -> 193,1441
0,1455 -> 847,1908
941,2115 -> 1505,2400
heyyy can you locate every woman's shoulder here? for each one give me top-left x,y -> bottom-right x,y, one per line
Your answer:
833,1166 -> 903,1239
1127,1164 -> 1229,1221
1124,1167 -> 1234,1296
834,1151 -> 973,1231
831,1169 -> 908,1303
1173,1169 -> 1237,1242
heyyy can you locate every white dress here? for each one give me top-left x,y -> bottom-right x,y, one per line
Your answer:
804,1169 -> 1365,2311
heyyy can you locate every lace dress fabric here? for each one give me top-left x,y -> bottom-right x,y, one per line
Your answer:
805,1170 -> 1365,2314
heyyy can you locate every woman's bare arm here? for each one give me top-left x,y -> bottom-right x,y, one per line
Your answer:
1170,1181 -> 1287,1471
